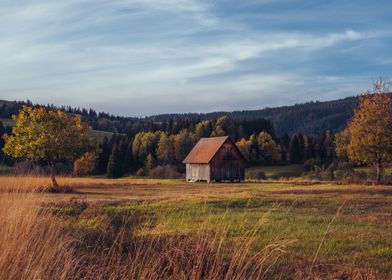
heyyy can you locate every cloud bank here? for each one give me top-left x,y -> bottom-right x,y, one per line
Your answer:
0,0 -> 391,115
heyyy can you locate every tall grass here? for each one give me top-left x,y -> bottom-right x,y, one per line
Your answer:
0,193 -> 77,279
0,177 -> 292,279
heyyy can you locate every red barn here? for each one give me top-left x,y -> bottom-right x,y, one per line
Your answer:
183,136 -> 246,183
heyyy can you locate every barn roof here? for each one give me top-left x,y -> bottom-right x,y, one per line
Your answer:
183,136 -> 248,164
183,136 -> 229,164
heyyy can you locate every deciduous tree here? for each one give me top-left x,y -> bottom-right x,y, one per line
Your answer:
213,116 -> 235,139
172,129 -> 194,162
157,133 -> 175,165
73,152 -> 98,177
344,80 -> 392,184
3,106 -> 93,188
194,120 -> 213,140
145,153 -> 156,172
257,132 -> 280,164
236,138 -> 252,161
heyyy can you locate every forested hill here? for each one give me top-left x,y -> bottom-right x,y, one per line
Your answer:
0,95 -> 364,136
148,96 -> 359,135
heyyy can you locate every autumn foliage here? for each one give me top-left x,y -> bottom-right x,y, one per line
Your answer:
3,106 -> 93,188
335,80 -> 392,184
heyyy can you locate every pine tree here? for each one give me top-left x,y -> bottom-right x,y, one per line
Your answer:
289,134 -> 304,164
304,136 -> 316,160
280,132 -> 291,162
97,137 -> 111,174
106,144 -> 121,178
122,141 -> 133,175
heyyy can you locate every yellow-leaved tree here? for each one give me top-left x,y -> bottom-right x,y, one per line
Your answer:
3,106 -> 94,189
335,80 -> 392,184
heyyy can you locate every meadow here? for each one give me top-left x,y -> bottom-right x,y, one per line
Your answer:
1,175 -> 391,279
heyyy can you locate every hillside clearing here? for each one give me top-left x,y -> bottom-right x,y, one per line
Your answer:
0,117 -> 114,142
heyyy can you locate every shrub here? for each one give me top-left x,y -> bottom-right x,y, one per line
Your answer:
136,168 -> 147,177
148,165 -> 182,179
303,159 -> 321,172
73,152 -> 98,177
246,170 -> 267,181
336,161 -> 354,171
335,169 -> 369,184
14,160 -> 38,175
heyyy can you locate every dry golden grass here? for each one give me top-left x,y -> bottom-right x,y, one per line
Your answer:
0,176 -> 52,192
1,176 -> 391,279
0,192 -> 77,280
0,176 -> 295,280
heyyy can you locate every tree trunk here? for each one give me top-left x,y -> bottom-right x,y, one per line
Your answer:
50,163 -> 59,189
376,160 -> 383,185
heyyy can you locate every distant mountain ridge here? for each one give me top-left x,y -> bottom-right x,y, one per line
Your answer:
1,94 -> 379,136
147,96 -> 360,135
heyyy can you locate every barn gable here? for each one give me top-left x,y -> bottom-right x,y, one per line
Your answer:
183,136 -> 246,164
183,136 -> 228,164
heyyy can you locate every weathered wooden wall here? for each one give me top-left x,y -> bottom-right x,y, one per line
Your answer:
210,142 -> 245,182
186,163 -> 210,182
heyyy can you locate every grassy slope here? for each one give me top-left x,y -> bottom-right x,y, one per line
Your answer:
5,176 -> 389,276
0,117 -> 113,142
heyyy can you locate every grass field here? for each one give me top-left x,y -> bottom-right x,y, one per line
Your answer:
1,176 -> 391,278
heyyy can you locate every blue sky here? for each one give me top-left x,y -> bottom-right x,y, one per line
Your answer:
0,0 -> 391,116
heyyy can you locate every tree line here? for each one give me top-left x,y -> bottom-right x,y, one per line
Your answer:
92,116 -> 337,179
0,110 -> 340,179
1,79 -> 391,186
1,93 -> 377,136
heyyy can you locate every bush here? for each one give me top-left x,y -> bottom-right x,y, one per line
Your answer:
246,170 -> 267,181
335,169 -> 369,184
303,159 -> 321,172
73,152 -> 98,177
14,160 -> 38,175
148,165 -> 182,179
136,168 -> 147,177
336,161 -> 354,171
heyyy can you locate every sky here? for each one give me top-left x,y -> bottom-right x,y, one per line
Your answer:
0,0 -> 391,116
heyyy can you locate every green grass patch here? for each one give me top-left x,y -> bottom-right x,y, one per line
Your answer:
247,164 -> 304,179
0,165 -> 13,174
